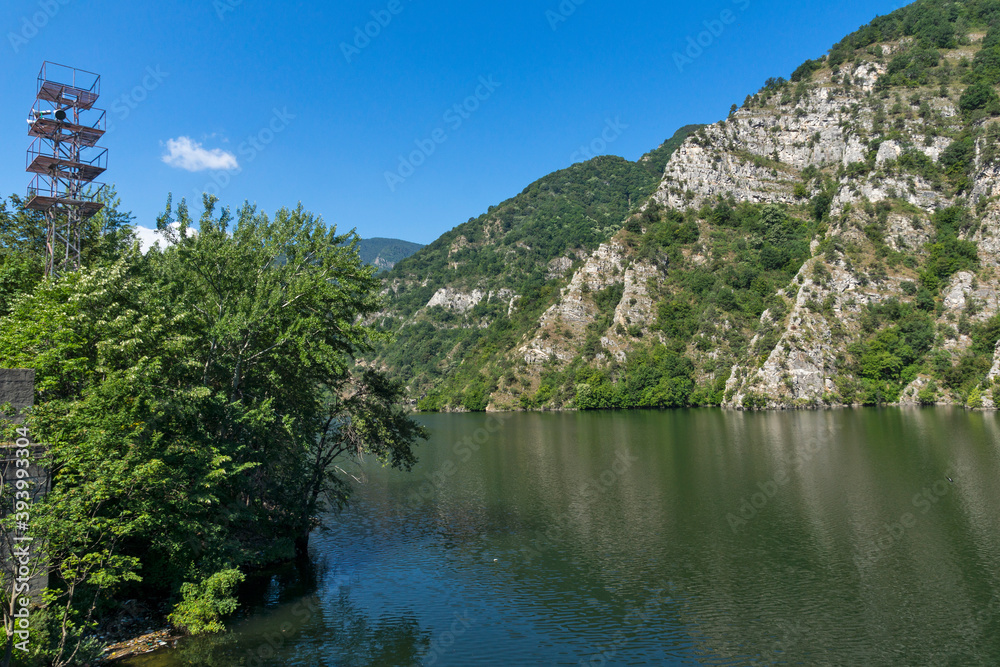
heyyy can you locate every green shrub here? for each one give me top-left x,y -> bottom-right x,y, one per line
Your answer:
918,382 -> 938,405
574,346 -> 695,410
923,207 -> 979,284
811,190 -> 834,222
592,283 -> 625,312
973,315 -> 1000,354
742,392 -> 768,410
942,354 -> 992,392
881,47 -> 941,87
791,58 -> 823,82
168,568 -> 246,635
967,386 -> 984,408
959,81 -> 1000,115
897,150 -> 940,181
8,602 -> 105,667
940,136 -> 974,175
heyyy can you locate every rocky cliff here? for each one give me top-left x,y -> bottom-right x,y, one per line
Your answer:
375,0 -> 1000,412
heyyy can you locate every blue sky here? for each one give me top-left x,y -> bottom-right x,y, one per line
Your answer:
1,0 -> 906,246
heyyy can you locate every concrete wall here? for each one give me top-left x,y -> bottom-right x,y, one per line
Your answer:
1,369 -> 48,598
0,369 -> 44,495
0,368 -> 48,500
0,369 -> 34,424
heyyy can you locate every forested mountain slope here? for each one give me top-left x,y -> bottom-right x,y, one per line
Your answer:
375,0 -> 1000,411
371,126 -> 700,407
357,237 -> 424,271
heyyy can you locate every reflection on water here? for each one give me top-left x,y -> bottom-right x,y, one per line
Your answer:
124,408 -> 1000,665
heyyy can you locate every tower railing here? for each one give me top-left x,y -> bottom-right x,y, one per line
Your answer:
25,62 -> 107,279
26,138 -> 108,181
35,62 -> 100,108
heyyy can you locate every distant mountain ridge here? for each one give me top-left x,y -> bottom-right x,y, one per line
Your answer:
374,0 -> 1000,413
370,125 -> 702,401
356,237 -> 424,271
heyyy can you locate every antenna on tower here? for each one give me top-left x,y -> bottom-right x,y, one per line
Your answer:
24,62 -> 108,279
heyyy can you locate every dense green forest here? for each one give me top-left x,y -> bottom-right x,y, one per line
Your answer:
372,0 -> 1000,413
375,125 -> 702,403
422,198 -> 821,413
0,194 -> 423,665
356,237 -> 424,271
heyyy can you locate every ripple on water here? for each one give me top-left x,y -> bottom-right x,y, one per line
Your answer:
122,410 -> 1000,666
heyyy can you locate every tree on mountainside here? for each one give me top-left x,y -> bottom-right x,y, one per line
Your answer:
959,80 -> 1000,115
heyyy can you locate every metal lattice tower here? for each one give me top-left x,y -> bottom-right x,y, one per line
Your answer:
25,62 -> 107,279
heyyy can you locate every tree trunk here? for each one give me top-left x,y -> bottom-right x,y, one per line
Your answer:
294,531 -> 310,559
2,632 -> 13,667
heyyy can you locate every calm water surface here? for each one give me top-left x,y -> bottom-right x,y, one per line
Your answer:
124,409 -> 1000,665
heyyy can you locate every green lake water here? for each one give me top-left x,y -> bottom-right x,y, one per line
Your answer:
123,408 -> 1000,665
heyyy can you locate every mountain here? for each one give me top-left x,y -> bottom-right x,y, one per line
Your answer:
357,238 -> 424,271
374,0 -> 1000,412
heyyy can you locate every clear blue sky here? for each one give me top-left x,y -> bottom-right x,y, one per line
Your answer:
1,0 -> 906,245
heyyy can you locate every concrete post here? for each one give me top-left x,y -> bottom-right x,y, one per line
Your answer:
1,369 -> 49,612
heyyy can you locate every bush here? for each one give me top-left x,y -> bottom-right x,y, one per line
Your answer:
916,287 -> 936,311
463,380 -> 492,411
897,150 -> 940,181
574,346 -> 695,410
972,43 -> 1000,84
811,191 -> 834,222
592,283 -> 625,312
923,207 -> 979,284
656,299 -> 695,339
168,568 -> 246,635
967,386 -> 984,408
11,602 -> 105,667
882,47 -> 941,87
791,58 -> 823,82
940,136 -> 975,175
973,315 -> 1000,354
959,81 -> 1000,115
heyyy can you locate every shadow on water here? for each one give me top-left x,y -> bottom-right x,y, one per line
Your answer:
121,555 -> 432,666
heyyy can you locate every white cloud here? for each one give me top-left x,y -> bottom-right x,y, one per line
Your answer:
161,136 -> 238,172
134,223 -> 197,253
